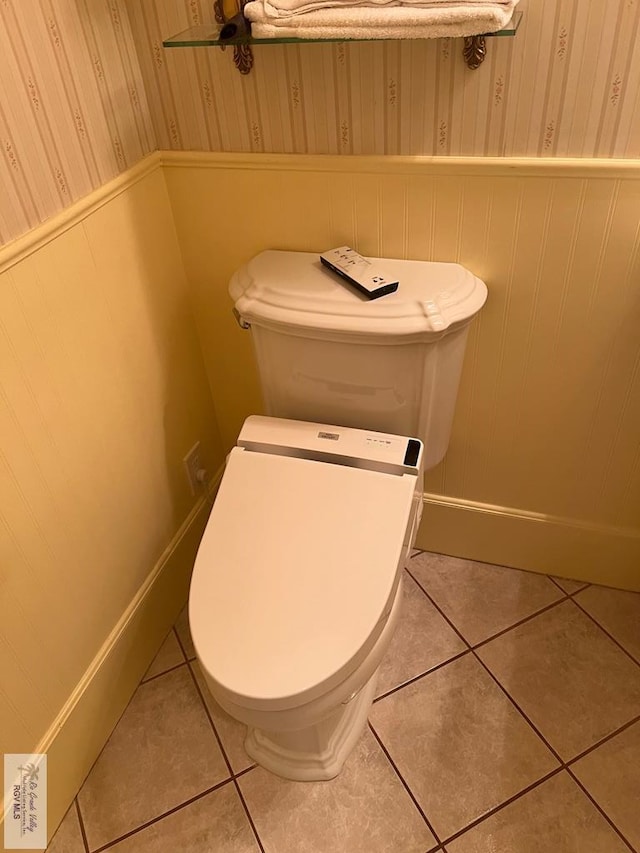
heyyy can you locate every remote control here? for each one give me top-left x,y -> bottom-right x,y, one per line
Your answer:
320,247 -> 399,299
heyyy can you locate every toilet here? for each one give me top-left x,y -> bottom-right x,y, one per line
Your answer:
189,250 -> 487,781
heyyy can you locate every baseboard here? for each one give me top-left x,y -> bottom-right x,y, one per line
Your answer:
416,493 -> 640,592
8,470 -> 223,847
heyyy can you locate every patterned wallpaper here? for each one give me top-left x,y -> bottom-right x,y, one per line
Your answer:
0,1 -> 155,246
130,0 -> 640,158
1,0 -> 639,246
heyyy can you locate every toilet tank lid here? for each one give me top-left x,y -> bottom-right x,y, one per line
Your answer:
229,250 -> 487,340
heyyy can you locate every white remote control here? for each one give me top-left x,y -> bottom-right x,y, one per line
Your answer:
320,246 -> 399,299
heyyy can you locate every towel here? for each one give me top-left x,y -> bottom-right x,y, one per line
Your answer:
244,1 -> 517,38
260,0 -> 514,20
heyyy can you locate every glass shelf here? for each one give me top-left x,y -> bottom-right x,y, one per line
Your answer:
163,9 -> 522,48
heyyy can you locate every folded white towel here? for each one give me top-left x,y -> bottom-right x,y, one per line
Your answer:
245,1 -> 517,38
262,0 -> 514,20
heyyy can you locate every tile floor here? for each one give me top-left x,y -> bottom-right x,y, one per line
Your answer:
47,552 -> 640,853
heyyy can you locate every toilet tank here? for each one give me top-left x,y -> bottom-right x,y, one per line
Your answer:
230,251 -> 487,471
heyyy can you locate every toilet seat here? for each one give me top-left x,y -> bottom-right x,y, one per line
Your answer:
190,445 -> 416,714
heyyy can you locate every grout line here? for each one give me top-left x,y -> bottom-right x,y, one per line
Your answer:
75,798 -> 90,853
376,566 -> 577,707
566,767 -> 637,852
140,659 -> 189,684
65,644 -> 176,841
186,659 -> 259,782
410,551 -> 609,599
368,722 -> 442,848
405,566 -> 566,764
234,763 -> 258,778
186,661 -> 235,779
409,548 -> 574,584
373,648 -> 472,703
405,565 -> 570,651
440,766 -> 564,847
233,777 -> 266,853
171,626 -> 185,653
548,576 -> 568,595
401,561 -> 640,845
570,597 -> 640,670
471,652 -> 565,764
470,596 -> 571,651
172,623 -> 191,660
566,713 -> 640,767
406,564 -> 628,668
93,663 -> 262,853
92,778 -> 235,853
172,623 -> 197,662
548,576 -> 590,596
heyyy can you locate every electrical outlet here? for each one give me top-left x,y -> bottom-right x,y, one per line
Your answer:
183,441 -> 202,495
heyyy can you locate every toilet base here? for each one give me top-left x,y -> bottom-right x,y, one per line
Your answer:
244,669 -> 379,781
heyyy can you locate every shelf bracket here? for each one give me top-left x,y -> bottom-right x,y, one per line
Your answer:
233,43 -> 254,73
215,0 -> 255,74
462,34 -> 487,69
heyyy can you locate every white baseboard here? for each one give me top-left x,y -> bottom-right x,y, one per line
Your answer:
17,470 -> 222,846
416,493 -> 640,592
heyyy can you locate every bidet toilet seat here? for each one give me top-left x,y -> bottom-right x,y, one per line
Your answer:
190,423 -> 419,716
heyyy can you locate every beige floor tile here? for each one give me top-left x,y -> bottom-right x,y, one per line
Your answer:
551,576 -> 589,594
142,630 -> 185,681
174,606 -> 196,659
107,783 -> 259,853
375,572 -> 467,697
191,661 -> 253,774
238,729 -> 436,853
370,654 -> 557,840
446,771 -> 629,853
78,667 -> 230,850
477,601 -> 640,761
410,552 -> 562,645
572,721 -> 640,851
575,585 -> 640,663
46,803 -> 85,853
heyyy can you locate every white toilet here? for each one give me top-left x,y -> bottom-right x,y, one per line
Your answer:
189,250 -> 487,781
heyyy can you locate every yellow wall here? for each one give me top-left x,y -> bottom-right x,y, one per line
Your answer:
0,158 -> 223,837
164,152 -> 640,590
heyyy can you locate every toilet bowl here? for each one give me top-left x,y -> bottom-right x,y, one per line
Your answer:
189,415 -> 423,781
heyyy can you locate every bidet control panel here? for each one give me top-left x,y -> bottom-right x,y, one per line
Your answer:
237,415 -> 423,477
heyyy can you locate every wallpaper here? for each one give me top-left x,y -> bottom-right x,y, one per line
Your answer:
0,0 -> 155,245
1,0 -> 639,247
129,0 -> 640,158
